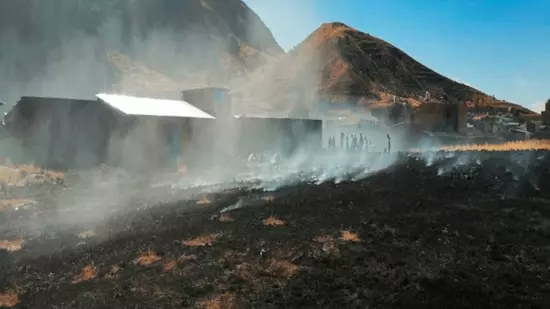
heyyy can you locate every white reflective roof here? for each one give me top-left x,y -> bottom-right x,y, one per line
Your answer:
96,93 -> 215,119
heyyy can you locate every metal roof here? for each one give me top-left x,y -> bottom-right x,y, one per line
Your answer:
96,93 -> 215,119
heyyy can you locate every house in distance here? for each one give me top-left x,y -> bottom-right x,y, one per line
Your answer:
2,87 -> 325,171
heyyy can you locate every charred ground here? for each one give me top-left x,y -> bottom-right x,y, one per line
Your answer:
1,151 -> 550,308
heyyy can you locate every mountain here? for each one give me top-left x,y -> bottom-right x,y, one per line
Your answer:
0,0 -> 283,102
0,5 -> 534,116
239,22 -> 533,115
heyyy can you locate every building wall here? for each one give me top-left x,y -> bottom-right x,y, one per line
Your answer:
457,102 -> 467,134
181,87 -> 231,118
4,97 -> 196,171
104,116 -> 199,172
542,100 -> 550,125
178,116 -> 322,171
4,98 -> 117,169
322,120 -> 385,151
229,117 -> 322,158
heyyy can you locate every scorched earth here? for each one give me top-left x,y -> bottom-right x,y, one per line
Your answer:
1,151 -> 550,309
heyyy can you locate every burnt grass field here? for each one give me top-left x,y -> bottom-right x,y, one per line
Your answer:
1,151 -> 550,308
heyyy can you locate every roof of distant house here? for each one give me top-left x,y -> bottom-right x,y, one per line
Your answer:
96,93 -> 215,119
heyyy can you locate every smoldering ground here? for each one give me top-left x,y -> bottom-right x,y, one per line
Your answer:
1,149 -> 550,309
1,114 -> 546,259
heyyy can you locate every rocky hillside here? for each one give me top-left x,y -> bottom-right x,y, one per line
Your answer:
0,0 -> 282,101
240,22 -> 533,114
0,6 -> 534,116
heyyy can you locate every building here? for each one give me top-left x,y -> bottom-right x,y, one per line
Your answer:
542,99 -> 550,125
181,87 -> 323,162
181,87 -> 232,118
3,95 -> 214,170
319,112 -> 383,150
3,88 -> 326,171
411,102 -> 467,134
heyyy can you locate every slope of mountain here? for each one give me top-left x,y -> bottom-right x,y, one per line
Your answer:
0,0 -> 283,101
241,22 -> 533,114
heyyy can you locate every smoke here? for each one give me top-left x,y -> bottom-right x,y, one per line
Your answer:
0,0 -> 282,251
0,1 -> 545,258
0,0 -> 285,109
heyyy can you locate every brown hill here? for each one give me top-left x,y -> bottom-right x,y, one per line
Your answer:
240,22 -> 533,114
0,0 -> 283,101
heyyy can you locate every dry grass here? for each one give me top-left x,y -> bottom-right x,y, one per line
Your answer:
197,196 -> 212,205
178,254 -> 198,262
0,167 -> 19,185
372,92 -> 422,108
265,259 -> 300,278
261,195 -> 275,202
0,164 -> 64,186
163,260 -> 177,272
183,234 -> 221,247
311,23 -> 349,47
0,291 -> 19,307
0,199 -> 36,212
13,164 -> 64,182
196,292 -> 236,309
263,216 -> 286,226
77,230 -> 97,239
72,265 -> 97,283
104,264 -> 122,280
439,139 -> 550,152
313,235 -> 335,243
44,170 -> 65,182
326,59 -> 350,90
0,239 -> 23,252
340,230 -> 361,242
472,113 -> 490,120
134,251 -> 162,266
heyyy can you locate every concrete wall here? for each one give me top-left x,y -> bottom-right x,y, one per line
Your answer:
322,120 -> 386,151
412,103 -> 466,133
181,87 -> 231,117
4,98 -> 117,169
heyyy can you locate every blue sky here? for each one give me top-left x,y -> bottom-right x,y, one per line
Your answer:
245,0 -> 550,112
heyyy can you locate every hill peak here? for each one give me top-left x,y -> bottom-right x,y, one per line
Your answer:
248,22 -> 534,115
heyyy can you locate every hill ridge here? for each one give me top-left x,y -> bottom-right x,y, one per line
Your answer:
242,22 -> 533,115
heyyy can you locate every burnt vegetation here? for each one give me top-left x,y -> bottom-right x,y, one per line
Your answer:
1,152 -> 550,308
